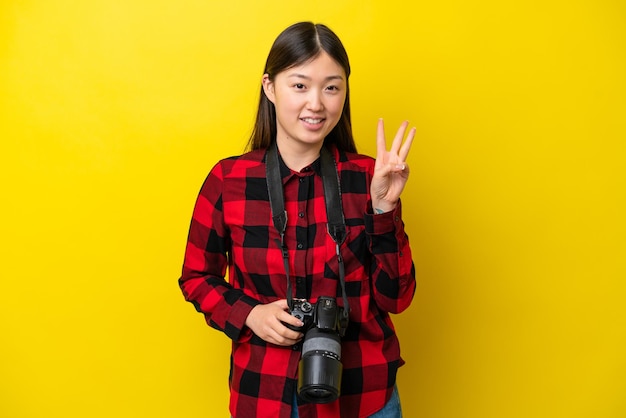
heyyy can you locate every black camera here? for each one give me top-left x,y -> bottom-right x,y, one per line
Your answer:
288,296 -> 349,404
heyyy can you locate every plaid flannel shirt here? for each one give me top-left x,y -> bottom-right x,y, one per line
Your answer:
179,144 -> 416,418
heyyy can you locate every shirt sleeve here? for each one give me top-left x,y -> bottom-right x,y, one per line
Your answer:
364,199 -> 416,313
178,162 -> 260,341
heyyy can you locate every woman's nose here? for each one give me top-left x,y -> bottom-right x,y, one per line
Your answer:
306,91 -> 324,111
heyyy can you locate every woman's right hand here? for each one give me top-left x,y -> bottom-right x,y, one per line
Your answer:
245,299 -> 304,346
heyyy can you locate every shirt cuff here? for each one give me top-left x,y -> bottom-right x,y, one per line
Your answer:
224,294 -> 261,342
365,200 -> 403,235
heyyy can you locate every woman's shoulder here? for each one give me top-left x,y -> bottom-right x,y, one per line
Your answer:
211,148 -> 267,177
334,147 -> 375,171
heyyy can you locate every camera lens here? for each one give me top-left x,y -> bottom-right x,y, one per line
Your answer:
303,386 -> 335,401
297,328 -> 342,404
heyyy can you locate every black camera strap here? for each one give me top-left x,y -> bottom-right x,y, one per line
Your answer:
266,141 -> 350,331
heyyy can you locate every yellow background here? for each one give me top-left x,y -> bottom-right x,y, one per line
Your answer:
1,1 -> 625,417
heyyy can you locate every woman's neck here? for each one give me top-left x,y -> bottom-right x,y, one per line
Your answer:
275,138 -> 324,172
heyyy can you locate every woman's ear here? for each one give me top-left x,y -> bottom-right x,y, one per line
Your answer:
262,74 -> 275,104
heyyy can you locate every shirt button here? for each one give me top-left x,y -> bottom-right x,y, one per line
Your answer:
297,243 -> 303,249
298,212 -> 304,218
299,178 -> 305,183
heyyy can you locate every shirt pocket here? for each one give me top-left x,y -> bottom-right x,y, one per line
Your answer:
324,224 -> 370,283
323,224 -> 370,322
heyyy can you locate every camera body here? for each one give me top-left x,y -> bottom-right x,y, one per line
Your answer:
285,299 -> 314,332
288,296 -> 349,404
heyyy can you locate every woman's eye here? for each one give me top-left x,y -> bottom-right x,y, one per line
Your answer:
294,83 -> 306,89
326,85 -> 339,92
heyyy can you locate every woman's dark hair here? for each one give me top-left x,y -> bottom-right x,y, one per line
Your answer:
247,22 -> 356,153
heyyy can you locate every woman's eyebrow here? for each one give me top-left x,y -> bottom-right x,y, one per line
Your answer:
287,73 -> 345,81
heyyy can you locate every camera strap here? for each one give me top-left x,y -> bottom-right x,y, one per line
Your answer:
266,141 -> 350,330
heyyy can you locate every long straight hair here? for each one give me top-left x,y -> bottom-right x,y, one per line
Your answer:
247,22 -> 357,153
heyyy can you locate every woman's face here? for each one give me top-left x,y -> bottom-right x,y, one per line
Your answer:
263,51 -> 347,151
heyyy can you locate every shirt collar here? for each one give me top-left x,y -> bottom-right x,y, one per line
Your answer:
276,150 -> 323,183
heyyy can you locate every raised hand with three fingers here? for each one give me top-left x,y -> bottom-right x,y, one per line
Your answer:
370,118 -> 416,214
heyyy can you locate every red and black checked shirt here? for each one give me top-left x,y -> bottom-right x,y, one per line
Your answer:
179,144 -> 416,418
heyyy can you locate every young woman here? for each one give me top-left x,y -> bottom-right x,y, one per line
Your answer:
179,22 -> 416,418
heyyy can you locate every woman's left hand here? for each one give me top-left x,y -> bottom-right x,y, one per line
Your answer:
370,119 -> 416,213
